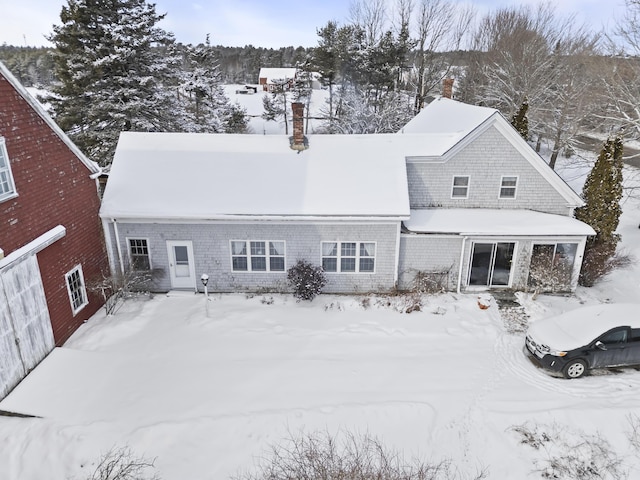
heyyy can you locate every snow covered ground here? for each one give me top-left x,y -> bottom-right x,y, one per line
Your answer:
2,144 -> 640,478
223,84 -> 329,135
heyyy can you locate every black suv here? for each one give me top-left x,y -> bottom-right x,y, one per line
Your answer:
525,304 -> 640,378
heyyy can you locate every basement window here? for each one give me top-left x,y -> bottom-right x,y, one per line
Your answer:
0,137 -> 17,202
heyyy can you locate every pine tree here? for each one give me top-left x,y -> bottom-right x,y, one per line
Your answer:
180,35 -> 248,134
47,0 -> 183,166
511,98 -> 530,140
574,135 -> 624,286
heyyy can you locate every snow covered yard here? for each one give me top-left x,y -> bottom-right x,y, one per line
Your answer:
3,249 -> 640,480
2,150 -> 640,479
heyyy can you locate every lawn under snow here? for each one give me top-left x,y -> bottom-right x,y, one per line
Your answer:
2,149 -> 640,479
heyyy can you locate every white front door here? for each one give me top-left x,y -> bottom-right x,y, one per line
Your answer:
166,240 -> 196,289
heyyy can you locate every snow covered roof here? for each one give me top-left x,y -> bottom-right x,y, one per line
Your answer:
0,61 -> 101,176
99,132 -> 411,220
400,97 -> 497,138
400,98 -> 584,207
528,303 -> 640,351
404,209 -> 595,236
258,68 -> 297,83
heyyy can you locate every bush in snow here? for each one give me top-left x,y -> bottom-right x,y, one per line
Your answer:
287,260 -> 326,301
511,422 -> 625,479
85,447 -> 158,480
232,429 -> 487,480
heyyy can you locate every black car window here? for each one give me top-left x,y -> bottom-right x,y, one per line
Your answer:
600,329 -> 627,345
631,329 -> 640,342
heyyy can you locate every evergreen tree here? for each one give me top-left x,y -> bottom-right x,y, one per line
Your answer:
574,135 -> 624,286
511,98 -> 530,140
181,35 -> 248,133
47,0 -> 183,166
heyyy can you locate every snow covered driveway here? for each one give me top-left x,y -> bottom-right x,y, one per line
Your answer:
2,292 -> 640,479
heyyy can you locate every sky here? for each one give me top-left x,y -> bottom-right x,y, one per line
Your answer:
0,0 -> 630,49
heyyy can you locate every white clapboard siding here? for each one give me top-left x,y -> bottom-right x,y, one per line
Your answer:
0,255 -> 54,399
0,282 -> 24,400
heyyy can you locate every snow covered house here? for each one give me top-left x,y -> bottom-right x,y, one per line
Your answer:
258,67 -> 297,92
0,63 -> 108,398
99,98 -> 594,295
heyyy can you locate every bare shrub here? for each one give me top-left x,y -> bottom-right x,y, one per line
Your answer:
86,447 -> 159,480
511,422 -> 626,479
528,250 -> 574,298
411,270 -> 450,294
233,429 -> 487,480
88,268 -> 164,315
579,242 -> 632,287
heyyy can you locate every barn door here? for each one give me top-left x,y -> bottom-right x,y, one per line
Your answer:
0,255 -> 54,399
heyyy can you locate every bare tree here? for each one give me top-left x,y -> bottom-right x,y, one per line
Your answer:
348,0 -> 388,46
412,0 -> 474,112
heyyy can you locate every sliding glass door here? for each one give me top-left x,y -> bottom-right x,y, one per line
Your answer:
468,242 -> 515,287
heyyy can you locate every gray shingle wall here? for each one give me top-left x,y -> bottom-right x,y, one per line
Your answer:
398,235 -> 462,290
108,221 -> 400,293
407,126 -> 572,214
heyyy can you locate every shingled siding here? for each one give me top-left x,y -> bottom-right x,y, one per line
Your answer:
407,126 -> 572,215
107,221 -> 401,294
398,235 -> 462,291
400,234 -> 587,292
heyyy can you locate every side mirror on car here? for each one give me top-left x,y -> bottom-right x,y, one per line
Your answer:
595,341 -> 607,351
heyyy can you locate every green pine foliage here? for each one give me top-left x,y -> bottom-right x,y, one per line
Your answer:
47,0 -> 184,166
574,135 -> 624,286
511,98 -> 529,140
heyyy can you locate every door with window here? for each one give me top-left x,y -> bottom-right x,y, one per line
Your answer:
468,242 -> 515,287
166,240 -> 196,289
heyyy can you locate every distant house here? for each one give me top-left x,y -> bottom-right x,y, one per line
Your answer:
0,62 -> 108,399
99,94 -> 594,296
258,67 -> 297,92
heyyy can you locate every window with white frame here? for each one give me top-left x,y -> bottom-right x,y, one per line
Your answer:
231,240 -> 285,272
499,176 -> 518,198
66,265 -> 88,314
321,241 -> 376,273
128,238 -> 151,270
451,175 -> 469,198
0,138 -> 17,201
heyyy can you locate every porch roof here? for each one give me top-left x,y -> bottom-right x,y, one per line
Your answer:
404,209 -> 596,237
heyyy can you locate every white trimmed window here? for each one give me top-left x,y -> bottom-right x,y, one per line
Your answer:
0,138 -> 17,202
231,240 -> 285,272
451,176 -> 469,198
322,241 -> 376,273
499,176 -> 518,198
128,238 -> 151,270
66,265 -> 88,315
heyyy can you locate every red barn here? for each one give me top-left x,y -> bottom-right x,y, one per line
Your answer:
0,62 -> 108,398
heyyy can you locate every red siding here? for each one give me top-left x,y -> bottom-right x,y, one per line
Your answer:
0,73 -> 109,345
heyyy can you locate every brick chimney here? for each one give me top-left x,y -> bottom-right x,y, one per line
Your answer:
290,102 -> 308,152
442,78 -> 454,99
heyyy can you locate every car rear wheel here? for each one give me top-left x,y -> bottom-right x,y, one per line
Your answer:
563,359 -> 587,379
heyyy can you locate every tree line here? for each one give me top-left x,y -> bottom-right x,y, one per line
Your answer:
3,0 -> 640,174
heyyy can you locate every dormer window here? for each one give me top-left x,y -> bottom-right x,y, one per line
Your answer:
0,138 -> 17,202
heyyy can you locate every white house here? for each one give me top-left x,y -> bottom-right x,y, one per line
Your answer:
99,98 -> 594,294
